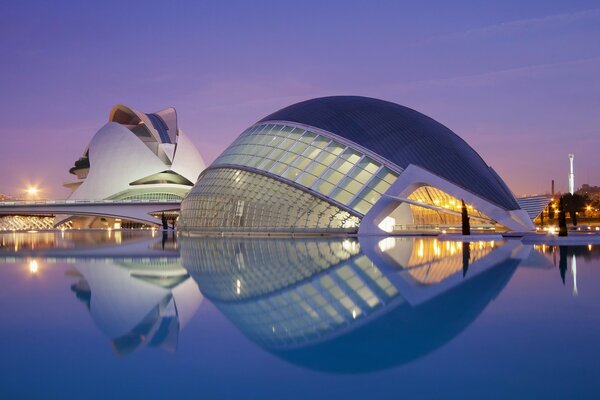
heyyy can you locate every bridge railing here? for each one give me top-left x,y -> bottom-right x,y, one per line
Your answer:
0,199 -> 182,206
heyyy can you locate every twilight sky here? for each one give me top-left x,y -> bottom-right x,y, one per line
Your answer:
1,0 -> 599,198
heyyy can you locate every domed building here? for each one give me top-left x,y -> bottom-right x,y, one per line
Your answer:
179,96 -> 533,234
62,104 -> 205,228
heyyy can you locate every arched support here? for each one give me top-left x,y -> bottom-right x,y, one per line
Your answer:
0,202 -> 181,228
358,164 -> 534,235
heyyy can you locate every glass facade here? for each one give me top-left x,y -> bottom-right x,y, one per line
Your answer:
406,186 -> 496,228
216,254 -> 399,348
181,237 -> 399,348
212,123 -> 399,215
181,238 -> 363,301
384,238 -> 499,284
119,193 -> 184,201
179,168 -> 360,233
181,236 -> 512,349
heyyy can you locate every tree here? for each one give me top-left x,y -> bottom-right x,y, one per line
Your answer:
561,193 -> 590,226
558,198 -> 568,237
161,212 -> 168,230
462,242 -> 471,277
559,246 -> 568,284
461,199 -> 470,235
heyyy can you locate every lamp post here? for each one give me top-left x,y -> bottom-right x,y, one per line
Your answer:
25,186 -> 39,201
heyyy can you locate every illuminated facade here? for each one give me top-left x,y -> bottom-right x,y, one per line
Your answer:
61,104 -> 205,228
180,236 -> 527,371
180,96 -> 533,234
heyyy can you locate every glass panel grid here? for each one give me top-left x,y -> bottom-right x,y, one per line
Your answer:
212,123 -> 401,215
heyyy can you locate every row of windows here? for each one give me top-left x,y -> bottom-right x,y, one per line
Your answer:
407,186 -> 496,227
180,238 -> 362,301
405,239 -> 499,284
213,123 -> 399,215
180,168 -> 360,233
206,252 -> 399,347
118,192 -> 184,201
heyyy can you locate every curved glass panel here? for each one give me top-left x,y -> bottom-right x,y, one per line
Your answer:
259,96 -> 520,210
180,236 -> 521,360
406,186 -> 496,229
212,123 -> 399,215
180,168 -> 360,233
119,193 -> 183,201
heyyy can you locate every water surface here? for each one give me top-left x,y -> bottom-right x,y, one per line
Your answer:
1,231 -> 599,399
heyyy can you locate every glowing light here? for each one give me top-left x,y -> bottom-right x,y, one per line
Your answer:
28,260 -> 39,274
342,239 -> 356,252
378,237 -> 395,252
236,279 -> 241,295
378,216 -> 395,233
588,244 -> 593,251
25,186 -> 39,196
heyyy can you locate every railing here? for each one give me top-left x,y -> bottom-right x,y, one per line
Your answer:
0,199 -> 182,206
393,224 -> 496,231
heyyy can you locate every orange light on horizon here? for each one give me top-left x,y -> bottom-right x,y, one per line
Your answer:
28,260 -> 39,274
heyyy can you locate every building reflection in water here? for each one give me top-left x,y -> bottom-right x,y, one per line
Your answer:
68,258 -> 202,356
533,244 -> 600,296
52,233 -> 202,356
180,236 -> 531,372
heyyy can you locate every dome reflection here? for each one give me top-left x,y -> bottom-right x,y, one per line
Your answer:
64,234 -> 202,356
181,236 -> 530,372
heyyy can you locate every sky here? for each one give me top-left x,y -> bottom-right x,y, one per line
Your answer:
0,0 -> 599,198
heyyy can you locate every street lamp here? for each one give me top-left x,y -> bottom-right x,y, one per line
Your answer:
25,186 -> 39,200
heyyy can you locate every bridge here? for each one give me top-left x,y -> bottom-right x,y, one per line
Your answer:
0,199 -> 181,227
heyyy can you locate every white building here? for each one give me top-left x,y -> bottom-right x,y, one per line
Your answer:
61,105 -> 205,228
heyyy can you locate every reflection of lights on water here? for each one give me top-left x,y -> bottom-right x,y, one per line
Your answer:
236,279 -> 241,295
417,240 -> 424,258
433,239 -> 441,257
378,237 -> 395,252
572,254 -> 578,297
28,260 -> 39,274
342,239 -> 356,252
352,309 -> 357,319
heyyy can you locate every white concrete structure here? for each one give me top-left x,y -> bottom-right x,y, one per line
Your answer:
60,104 -> 205,227
568,153 -> 575,195
70,259 -> 202,355
359,165 -> 534,235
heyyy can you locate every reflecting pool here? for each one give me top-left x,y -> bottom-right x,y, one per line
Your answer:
1,232 -> 599,399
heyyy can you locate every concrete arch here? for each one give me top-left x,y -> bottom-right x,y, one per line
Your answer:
359,164 -> 534,235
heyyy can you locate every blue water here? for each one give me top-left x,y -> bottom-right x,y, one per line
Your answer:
1,231 -> 599,399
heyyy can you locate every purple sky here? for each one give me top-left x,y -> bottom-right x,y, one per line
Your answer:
1,0 -> 599,199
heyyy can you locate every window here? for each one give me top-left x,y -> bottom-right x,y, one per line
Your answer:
211,123 -> 401,215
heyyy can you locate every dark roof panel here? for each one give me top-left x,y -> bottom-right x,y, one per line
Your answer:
259,96 -> 519,210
